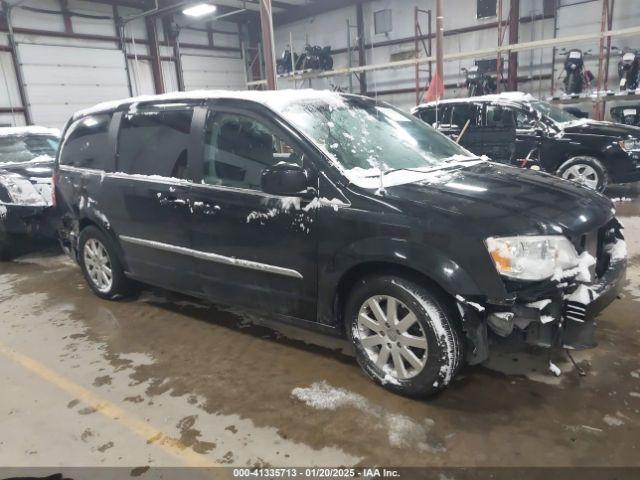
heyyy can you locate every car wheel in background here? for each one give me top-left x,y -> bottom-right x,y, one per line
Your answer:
78,226 -> 132,300
345,275 -> 464,398
556,156 -> 607,192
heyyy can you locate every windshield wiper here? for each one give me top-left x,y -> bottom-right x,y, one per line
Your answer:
364,159 -> 478,179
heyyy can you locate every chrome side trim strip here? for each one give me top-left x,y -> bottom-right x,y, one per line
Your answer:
119,235 -> 303,279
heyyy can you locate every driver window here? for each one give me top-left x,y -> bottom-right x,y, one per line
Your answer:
203,112 -> 302,191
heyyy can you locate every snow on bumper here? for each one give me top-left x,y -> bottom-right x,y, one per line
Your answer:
457,235 -> 627,364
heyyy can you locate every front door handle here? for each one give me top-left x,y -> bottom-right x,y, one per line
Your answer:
157,193 -> 187,206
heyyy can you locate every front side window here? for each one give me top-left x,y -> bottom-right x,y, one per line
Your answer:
0,134 -> 59,164
202,112 -> 302,191
529,100 -> 577,124
515,109 -> 538,130
117,107 -> 193,178
277,96 -> 473,180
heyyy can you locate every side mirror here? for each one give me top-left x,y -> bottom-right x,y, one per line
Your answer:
261,162 -> 308,196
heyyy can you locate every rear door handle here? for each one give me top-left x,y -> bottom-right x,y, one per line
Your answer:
192,200 -> 221,215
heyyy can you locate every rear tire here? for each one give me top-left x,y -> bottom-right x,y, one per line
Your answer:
345,275 -> 464,398
556,156 -> 607,191
78,226 -> 132,300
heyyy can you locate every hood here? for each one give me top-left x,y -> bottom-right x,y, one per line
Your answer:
558,119 -> 640,138
381,162 -> 613,237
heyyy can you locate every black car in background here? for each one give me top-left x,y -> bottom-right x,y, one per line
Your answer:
610,105 -> 640,127
412,92 -> 640,191
55,91 -> 626,397
0,126 -> 60,260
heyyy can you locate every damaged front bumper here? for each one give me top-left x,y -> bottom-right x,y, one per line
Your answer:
458,227 -> 627,365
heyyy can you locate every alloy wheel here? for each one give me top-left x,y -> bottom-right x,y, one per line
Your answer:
355,295 -> 428,380
83,238 -> 113,293
561,164 -> 599,189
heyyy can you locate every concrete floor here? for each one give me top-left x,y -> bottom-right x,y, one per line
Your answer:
1,185 -> 640,471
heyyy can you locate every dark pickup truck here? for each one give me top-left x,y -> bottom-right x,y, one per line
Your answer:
413,92 -> 640,191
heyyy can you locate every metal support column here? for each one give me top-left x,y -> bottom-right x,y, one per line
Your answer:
2,2 -> 32,124
507,0 -> 520,91
435,0 -> 444,84
145,16 -> 165,94
594,0 -> 611,120
259,0 -> 277,90
356,2 -> 367,95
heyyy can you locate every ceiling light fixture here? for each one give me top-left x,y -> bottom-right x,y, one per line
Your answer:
182,3 -> 217,17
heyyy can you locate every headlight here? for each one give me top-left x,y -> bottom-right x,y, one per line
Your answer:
619,138 -> 640,152
485,236 -> 579,281
0,174 -> 48,206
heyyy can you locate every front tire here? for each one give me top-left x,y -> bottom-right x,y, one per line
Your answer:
78,226 -> 131,299
345,275 -> 464,398
556,156 -> 607,191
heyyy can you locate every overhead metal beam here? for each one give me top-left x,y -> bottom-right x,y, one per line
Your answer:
247,24 -> 640,86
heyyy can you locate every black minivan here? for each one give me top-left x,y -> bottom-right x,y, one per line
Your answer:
412,92 -> 640,191
55,90 -> 627,397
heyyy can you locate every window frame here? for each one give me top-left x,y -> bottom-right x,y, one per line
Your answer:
477,0 -> 497,19
374,9 -> 393,35
191,102 -> 318,194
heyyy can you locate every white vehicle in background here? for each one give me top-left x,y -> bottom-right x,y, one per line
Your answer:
0,126 -> 60,260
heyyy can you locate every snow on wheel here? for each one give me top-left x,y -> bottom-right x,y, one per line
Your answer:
346,275 -> 464,398
78,226 -> 132,300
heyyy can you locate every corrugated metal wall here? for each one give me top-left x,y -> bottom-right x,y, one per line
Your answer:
0,0 -> 245,129
273,0 -> 640,114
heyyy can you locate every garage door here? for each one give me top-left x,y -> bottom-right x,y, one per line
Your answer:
18,42 -> 131,128
181,53 -> 245,91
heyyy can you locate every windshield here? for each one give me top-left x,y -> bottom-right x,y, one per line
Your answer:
277,96 -> 475,180
529,100 -> 577,124
0,134 -> 59,164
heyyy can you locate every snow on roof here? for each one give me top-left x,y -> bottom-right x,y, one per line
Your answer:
72,89 -> 347,120
413,91 -> 536,110
0,126 -> 60,137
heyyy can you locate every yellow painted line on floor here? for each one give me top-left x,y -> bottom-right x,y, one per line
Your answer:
0,341 -> 221,468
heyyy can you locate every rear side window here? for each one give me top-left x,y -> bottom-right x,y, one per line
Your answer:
451,103 -> 480,128
417,108 -> 436,125
117,108 -> 194,178
485,104 -> 516,128
59,114 -> 113,170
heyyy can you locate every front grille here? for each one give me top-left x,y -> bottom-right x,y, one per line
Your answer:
564,301 -> 586,322
573,220 -> 618,280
